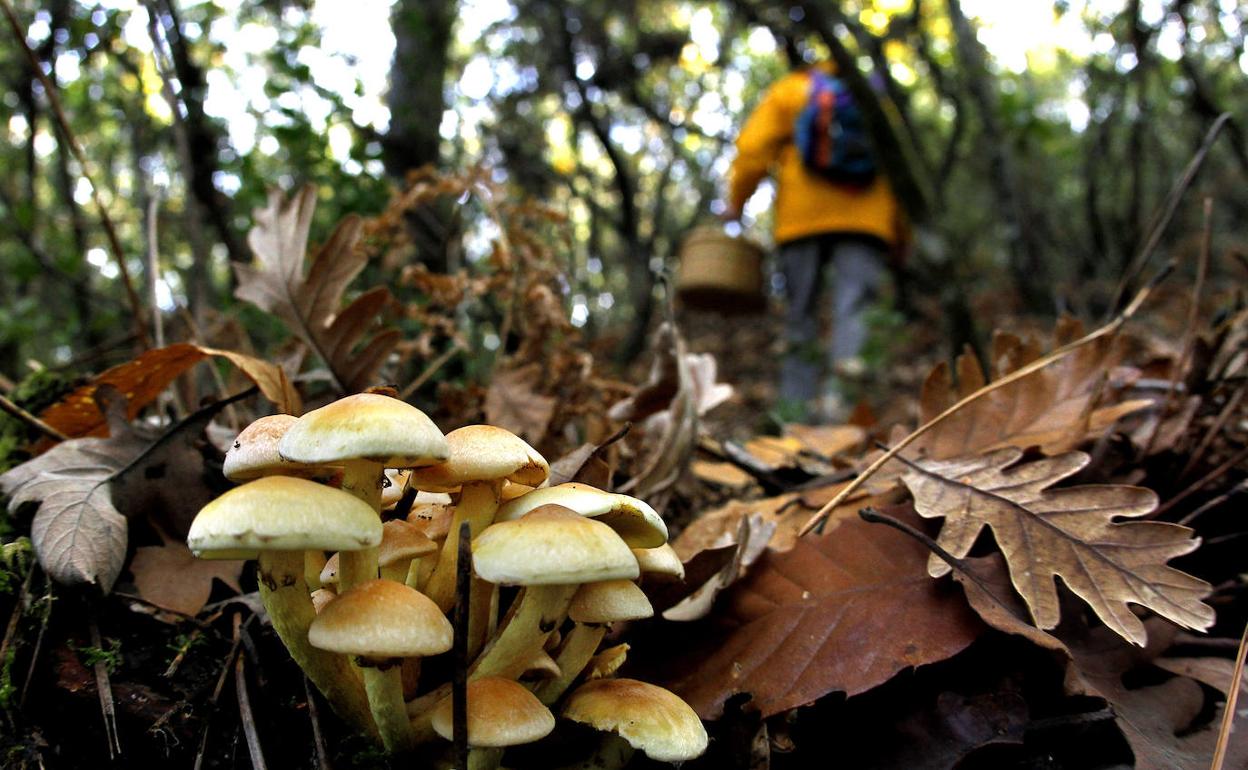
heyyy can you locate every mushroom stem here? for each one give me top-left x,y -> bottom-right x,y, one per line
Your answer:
257,550 -> 376,738
552,734 -> 635,770
305,550 -> 328,590
467,747 -> 504,770
362,663 -> 416,753
338,460 -> 384,592
470,584 -> 577,680
533,622 -> 607,706
424,481 -> 501,611
467,580 -> 497,660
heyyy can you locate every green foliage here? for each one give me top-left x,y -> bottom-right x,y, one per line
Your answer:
70,638 -> 123,675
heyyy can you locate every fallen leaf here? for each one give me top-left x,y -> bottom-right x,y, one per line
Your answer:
663,506 -> 985,718
663,514 -> 775,621
0,435 -> 140,589
1154,655 -> 1248,698
691,460 -> 753,490
129,535 -> 243,617
951,554 -> 1069,654
641,543 -> 737,613
861,687 -> 1029,770
484,364 -> 557,445
38,343 -> 299,439
913,318 -> 1151,459
1063,620 -> 1248,770
234,185 -> 400,394
905,448 -> 1213,646
783,423 -> 867,459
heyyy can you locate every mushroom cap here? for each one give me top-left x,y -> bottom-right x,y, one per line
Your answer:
279,393 -> 448,468
407,501 -> 454,541
523,649 -> 562,680
569,579 -> 654,624
310,588 -> 336,614
472,505 -> 639,586
407,425 -> 549,489
187,476 -> 381,558
431,677 -> 555,747
585,643 -> 629,680
223,415 -> 305,481
307,579 -> 452,658
319,552 -> 340,585
496,483 -> 667,548
562,679 -> 708,762
632,543 -> 685,579
380,469 -> 410,509
378,519 -> 438,567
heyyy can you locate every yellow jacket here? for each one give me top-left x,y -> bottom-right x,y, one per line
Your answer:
728,67 -> 903,246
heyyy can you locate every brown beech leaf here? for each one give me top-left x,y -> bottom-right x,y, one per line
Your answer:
129,536 -> 243,617
39,343 -> 299,439
904,448 -> 1214,646
664,506 -> 985,719
484,364 -> 557,445
234,185 -> 400,394
913,317 -> 1151,459
952,554 -> 1068,654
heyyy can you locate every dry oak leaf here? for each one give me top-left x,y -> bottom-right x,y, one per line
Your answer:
664,506 -> 985,719
39,343 -> 299,439
904,448 -> 1214,646
234,185 -> 400,394
913,317 -> 1151,460
0,434 -> 141,590
129,536 -> 243,617
484,364 -> 557,445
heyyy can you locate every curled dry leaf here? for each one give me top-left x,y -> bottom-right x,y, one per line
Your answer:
663,514 -> 775,622
663,506 -> 985,719
234,185 -> 399,394
904,448 -> 1214,646
38,343 -> 299,439
129,534 -> 243,617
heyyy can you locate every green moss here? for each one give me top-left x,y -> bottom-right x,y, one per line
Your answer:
0,368 -> 80,475
70,638 -> 123,675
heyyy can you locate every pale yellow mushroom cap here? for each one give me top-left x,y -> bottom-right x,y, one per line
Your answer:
431,677 -> 555,747
307,579 -> 452,659
187,476 -> 381,558
407,425 -> 549,489
472,505 -> 639,586
496,483 -> 667,548
378,519 -> 438,566
569,579 -> 654,624
279,393 -> 448,468
562,679 -> 708,762
632,543 -> 685,580
223,415 -> 301,481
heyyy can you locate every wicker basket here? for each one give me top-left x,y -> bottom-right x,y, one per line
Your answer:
674,226 -> 766,313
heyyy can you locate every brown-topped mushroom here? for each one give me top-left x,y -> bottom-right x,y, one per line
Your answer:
431,677 -> 555,770
561,678 -> 707,766
280,393 -> 448,591
495,483 -> 668,548
309,579 -> 452,753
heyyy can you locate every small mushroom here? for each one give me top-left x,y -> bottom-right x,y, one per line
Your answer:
495,483 -> 668,548
280,393 -> 449,591
187,476 -> 381,738
469,505 -> 638,681
431,677 -> 555,770
309,579 -> 452,753
560,679 -> 707,766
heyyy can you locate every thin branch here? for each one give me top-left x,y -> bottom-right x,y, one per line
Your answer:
1210,619 -> 1248,770
799,267 -> 1171,537
0,0 -> 150,349
87,601 -> 122,759
398,341 -> 464,400
235,615 -> 267,770
0,393 -> 69,442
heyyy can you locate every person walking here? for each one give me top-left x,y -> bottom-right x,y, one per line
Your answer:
723,61 -> 907,422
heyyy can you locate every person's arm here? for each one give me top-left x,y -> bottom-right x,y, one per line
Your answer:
725,79 -> 795,220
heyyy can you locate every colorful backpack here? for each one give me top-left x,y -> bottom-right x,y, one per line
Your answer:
794,69 -> 877,187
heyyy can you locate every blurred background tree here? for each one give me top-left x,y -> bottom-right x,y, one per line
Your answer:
1,0 -> 1245,378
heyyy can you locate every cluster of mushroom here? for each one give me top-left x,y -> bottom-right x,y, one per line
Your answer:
186,393 -> 707,767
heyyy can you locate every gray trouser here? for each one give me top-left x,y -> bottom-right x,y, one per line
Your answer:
778,234 -> 887,404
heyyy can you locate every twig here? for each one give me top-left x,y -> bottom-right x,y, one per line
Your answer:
1180,384 -> 1246,480
1108,113 -> 1230,316
87,601 -> 122,759
146,194 -> 165,349
1210,618 -> 1248,770
0,556 -> 36,704
18,568 -> 52,709
1178,479 -> 1248,527
234,614 -> 267,770
0,0 -> 150,349
799,269 -> 1171,537
398,341 -> 464,400
451,521 -> 472,768
193,613 -> 246,770
452,520 -> 471,770
0,393 -> 69,442
1159,444 -> 1248,518
303,676 -> 331,770
1143,197 -> 1212,456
